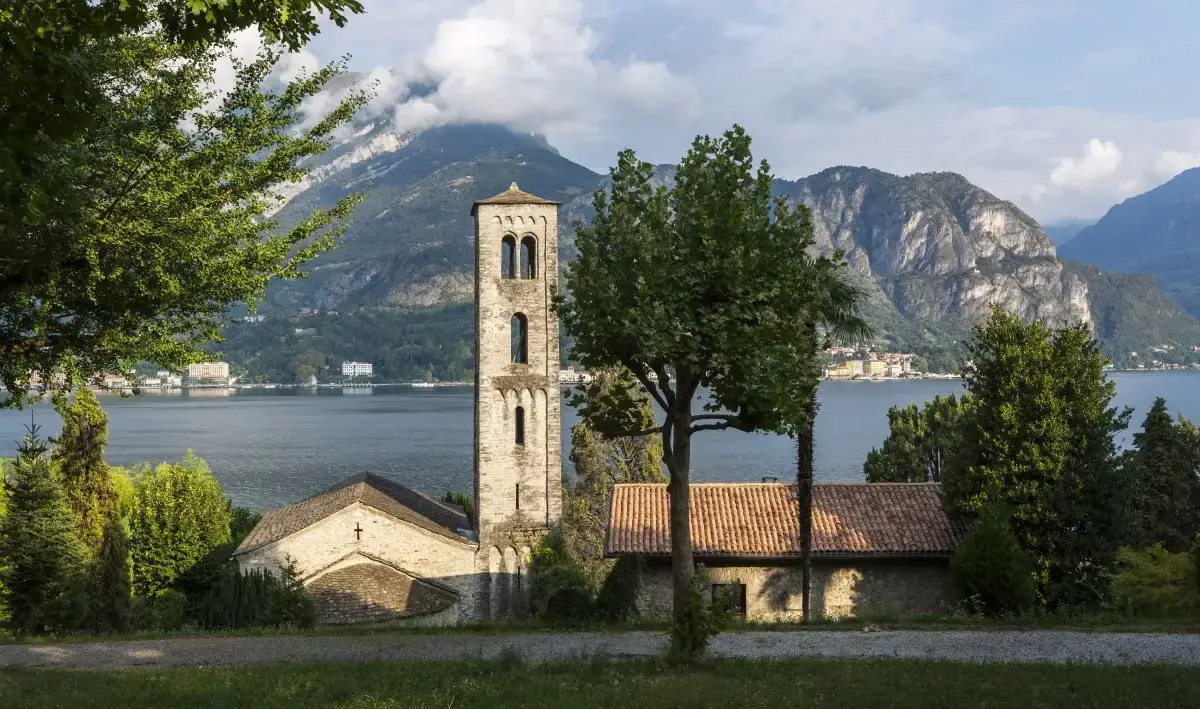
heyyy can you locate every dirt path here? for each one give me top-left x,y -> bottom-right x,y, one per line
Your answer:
2,630 -> 1198,670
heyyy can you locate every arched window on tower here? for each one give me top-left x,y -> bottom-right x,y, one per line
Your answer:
515,408 -> 525,446
519,236 -> 536,279
500,235 -> 517,279
511,314 -> 528,363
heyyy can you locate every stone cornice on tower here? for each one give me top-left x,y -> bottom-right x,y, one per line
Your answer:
470,182 -> 561,215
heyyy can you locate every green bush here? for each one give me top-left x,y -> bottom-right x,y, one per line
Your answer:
543,586 -> 595,623
129,452 -> 231,595
442,491 -> 474,523
528,528 -> 594,621
669,567 -> 723,663
132,589 -> 189,632
228,507 -> 262,547
87,515 -> 132,634
595,554 -> 643,622
951,500 -> 1036,616
1192,534 -> 1200,592
1110,545 -> 1199,617
195,558 -> 315,630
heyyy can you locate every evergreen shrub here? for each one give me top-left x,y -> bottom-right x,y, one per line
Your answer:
196,559 -> 315,630
132,589 -> 189,631
950,500 -> 1036,616
528,528 -> 592,621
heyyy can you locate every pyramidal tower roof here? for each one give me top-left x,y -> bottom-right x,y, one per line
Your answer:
471,182 -> 559,215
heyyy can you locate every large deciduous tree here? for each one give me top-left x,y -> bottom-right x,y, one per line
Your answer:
945,308 -> 1130,608
863,394 -> 972,483
1122,397 -> 1200,552
556,125 -> 861,634
0,23 -> 368,402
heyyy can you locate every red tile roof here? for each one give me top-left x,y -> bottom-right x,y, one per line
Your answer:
605,483 -> 965,558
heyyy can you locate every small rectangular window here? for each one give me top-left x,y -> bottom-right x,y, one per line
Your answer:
515,406 -> 525,446
515,482 -> 521,511
712,583 -> 746,618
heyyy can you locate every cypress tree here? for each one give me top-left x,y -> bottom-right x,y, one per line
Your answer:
88,515 -> 132,633
1124,398 -> 1200,552
52,387 -> 117,559
0,428 -> 88,635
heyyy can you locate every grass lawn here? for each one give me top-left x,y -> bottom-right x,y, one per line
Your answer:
2,657 -> 1198,708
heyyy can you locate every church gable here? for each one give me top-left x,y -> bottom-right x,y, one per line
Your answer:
305,552 -> 459,625
235,472 -> 474,557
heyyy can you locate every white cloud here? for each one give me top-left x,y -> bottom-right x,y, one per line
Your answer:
1155,149 -> 1200,178
1049,139 -> 1123,188
288,0 -> 1200,221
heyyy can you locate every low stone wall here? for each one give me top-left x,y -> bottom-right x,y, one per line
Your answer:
636,558 -> 957,621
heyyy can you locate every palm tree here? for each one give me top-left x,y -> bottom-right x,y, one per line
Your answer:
795,261 -> 873,623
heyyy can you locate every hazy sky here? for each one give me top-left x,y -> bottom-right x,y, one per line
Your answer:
293,0 -> 1200,222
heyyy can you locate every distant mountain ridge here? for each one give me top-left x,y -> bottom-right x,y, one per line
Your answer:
225,119 -> 1200,378
1059,168 -> 1200,317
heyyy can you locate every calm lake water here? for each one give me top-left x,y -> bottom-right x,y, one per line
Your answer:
2,373 -> 1198,512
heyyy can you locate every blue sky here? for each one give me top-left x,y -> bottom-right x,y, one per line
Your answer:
296,0 -> 1200,222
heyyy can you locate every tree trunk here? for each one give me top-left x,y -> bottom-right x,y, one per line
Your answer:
668,374 -> 695,618
797,410 -> 815,624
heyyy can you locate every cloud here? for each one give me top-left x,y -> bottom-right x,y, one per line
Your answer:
1155,149 -> 1200,178
288,0 -> 1200,221
1049,139 -> 1123,188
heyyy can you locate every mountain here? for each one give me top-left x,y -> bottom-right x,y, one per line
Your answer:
1041,218 -> 1094,245
1059,168 -> 1200,317
218,121 -> 1200,380
264,120 -> 600,313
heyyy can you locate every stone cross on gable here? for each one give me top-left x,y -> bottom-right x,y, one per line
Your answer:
354,522 -> 363,540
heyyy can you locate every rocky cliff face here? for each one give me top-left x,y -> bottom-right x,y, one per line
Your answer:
783,168 -> 1091,330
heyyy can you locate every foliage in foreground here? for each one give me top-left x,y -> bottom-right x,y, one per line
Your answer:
558,124 -> 866,652
1121,397 -> 1200,553
950,499 -> 1036,617
195,559 -> 316,631
863,394 -> 971,483
0,431 -> 88,634
944,308 -> 1130,608
1109,544 -> 1200,618
129,452 -> 232,596
0,21 -> 368,404
51,387 -> 117,558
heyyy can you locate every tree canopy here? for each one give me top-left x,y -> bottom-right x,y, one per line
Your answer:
1122,397 -> 1200,553
864,394 -> 971,483
944,307 -> 1130,607
556,124 -> 867,639
0,25 -> 369,403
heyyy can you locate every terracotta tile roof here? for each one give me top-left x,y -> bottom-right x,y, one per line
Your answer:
308,562 -> 458,625
234,473 -> 472,555
471,182 -> 560,212
605,483 -> 966,558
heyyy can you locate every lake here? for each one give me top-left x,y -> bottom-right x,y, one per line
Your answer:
2,372 -> 1198,512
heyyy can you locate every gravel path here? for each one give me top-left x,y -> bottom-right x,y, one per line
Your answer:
1,630 -> 1198,671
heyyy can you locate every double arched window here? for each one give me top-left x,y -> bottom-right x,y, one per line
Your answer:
511,314 -> 528,364
500,234 -> 537,279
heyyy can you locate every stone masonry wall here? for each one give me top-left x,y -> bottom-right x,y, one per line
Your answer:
636,559 -> 957,621
236,503 -> 480,623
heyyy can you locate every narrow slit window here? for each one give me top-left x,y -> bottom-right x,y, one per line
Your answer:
519,236 -> 536,279
515,482 -> 521,509
501,235 -> 517,279
511,314 -> 528,363
515,407 -> 525,446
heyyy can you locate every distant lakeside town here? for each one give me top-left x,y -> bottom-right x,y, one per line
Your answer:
25,343 -> 1200,398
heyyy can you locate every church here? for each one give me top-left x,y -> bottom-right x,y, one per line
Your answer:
235,183 -> 964,625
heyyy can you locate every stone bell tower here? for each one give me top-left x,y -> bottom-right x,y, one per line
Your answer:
470,182 -> 563,618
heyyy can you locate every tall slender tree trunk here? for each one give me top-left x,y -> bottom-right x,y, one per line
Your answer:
668,373 -> 695,618
797,407 -> 815,623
